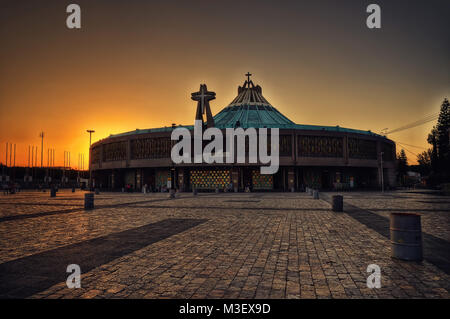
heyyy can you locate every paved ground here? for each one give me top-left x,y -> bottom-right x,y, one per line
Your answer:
0,189 -> 449,299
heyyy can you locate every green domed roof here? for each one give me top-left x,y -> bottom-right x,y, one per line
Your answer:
214,79 -> 295,129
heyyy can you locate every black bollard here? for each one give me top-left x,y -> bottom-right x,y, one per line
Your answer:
84,193 -> 94,210
332,195 -> 343,212
193,188 -> 197,196
50,188 -> 56,197
313,190 -> 319,199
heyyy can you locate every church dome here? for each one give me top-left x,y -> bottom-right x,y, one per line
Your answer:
214,76 -> 295,129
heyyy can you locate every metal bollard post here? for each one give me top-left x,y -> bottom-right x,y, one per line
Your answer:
215,188 -> 219,194
390,213 -> 423,261
193,188 -> 198,196
332,195 -> 343,212
84,193 -> 94,210
50,188 -> 56,197
313,190 -> 319,199
169,189 -> 175,199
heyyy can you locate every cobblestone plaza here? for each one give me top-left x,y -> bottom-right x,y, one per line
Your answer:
0,190 -> 449,299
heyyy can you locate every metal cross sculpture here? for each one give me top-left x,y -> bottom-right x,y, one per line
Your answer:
192,84 -> 216,128
246,72 -> 252,82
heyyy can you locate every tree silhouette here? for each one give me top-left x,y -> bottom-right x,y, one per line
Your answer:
421,98 -> 450,184
397,149 -> 408,185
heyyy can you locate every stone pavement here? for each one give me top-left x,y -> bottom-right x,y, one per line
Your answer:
0,190 -> 449,299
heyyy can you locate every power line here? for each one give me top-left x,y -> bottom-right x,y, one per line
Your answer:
396,142 -> 419,158
385,112 -> 439,135
392,140 -> 428,150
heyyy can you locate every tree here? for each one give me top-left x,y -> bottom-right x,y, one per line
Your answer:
424,98 -> 450,185
417,149 -> 432,175
397,149 -> 408,185
436,98 -> 450,172
427,127 -> 439,172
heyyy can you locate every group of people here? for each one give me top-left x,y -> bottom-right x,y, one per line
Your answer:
2,182 -> 20,195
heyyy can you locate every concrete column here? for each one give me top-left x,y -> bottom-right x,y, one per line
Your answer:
99,145 -> 104,169
126,140 -> 131,168
232,168 -> 239,192
288,167 -> 295,191
178,169 -> 184,192
343,135 -> 349,165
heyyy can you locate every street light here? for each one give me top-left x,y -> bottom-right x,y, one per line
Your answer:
380,152 -> 384,193
39,132 -> 44,168
86,130 -> 95,189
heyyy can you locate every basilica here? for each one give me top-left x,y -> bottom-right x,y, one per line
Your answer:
90,75 -> 396,191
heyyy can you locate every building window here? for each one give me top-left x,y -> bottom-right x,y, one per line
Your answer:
348,138 -> 377,159
280,135 -> 292,156
298,136 -> 343,157
103,142 -> 127,162
131,137 -> 173,159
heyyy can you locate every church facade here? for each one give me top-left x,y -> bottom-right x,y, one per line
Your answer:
90,75 -> 396,191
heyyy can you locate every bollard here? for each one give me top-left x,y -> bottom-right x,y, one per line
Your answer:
72,187 -> 75,193
215,188 -> 219,194
234,187 -> 238,193
313,190 -> 319,199
95,188 -> 100,195
84,193 -> 94,210
308,188 -> 313,195
390,213 -> 423,261
169,189 -> 175,199
332,195 -> 343,212
291,187 -> 295,193
50,188 -> 56,197
193,188 -> 198,196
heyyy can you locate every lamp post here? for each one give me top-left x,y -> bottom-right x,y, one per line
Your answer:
39,132 -> 44,168
380,152 -> 384,193
86,130 -> 95,189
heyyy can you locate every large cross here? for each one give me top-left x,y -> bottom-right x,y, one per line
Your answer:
246,72 -> 252,83
198,86 -> 208,114
192,84 -> 215,115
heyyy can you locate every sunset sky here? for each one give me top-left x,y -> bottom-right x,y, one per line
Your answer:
1,0 -> 449,167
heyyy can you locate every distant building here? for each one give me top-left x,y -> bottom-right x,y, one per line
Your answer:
90,76 -> 396,191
